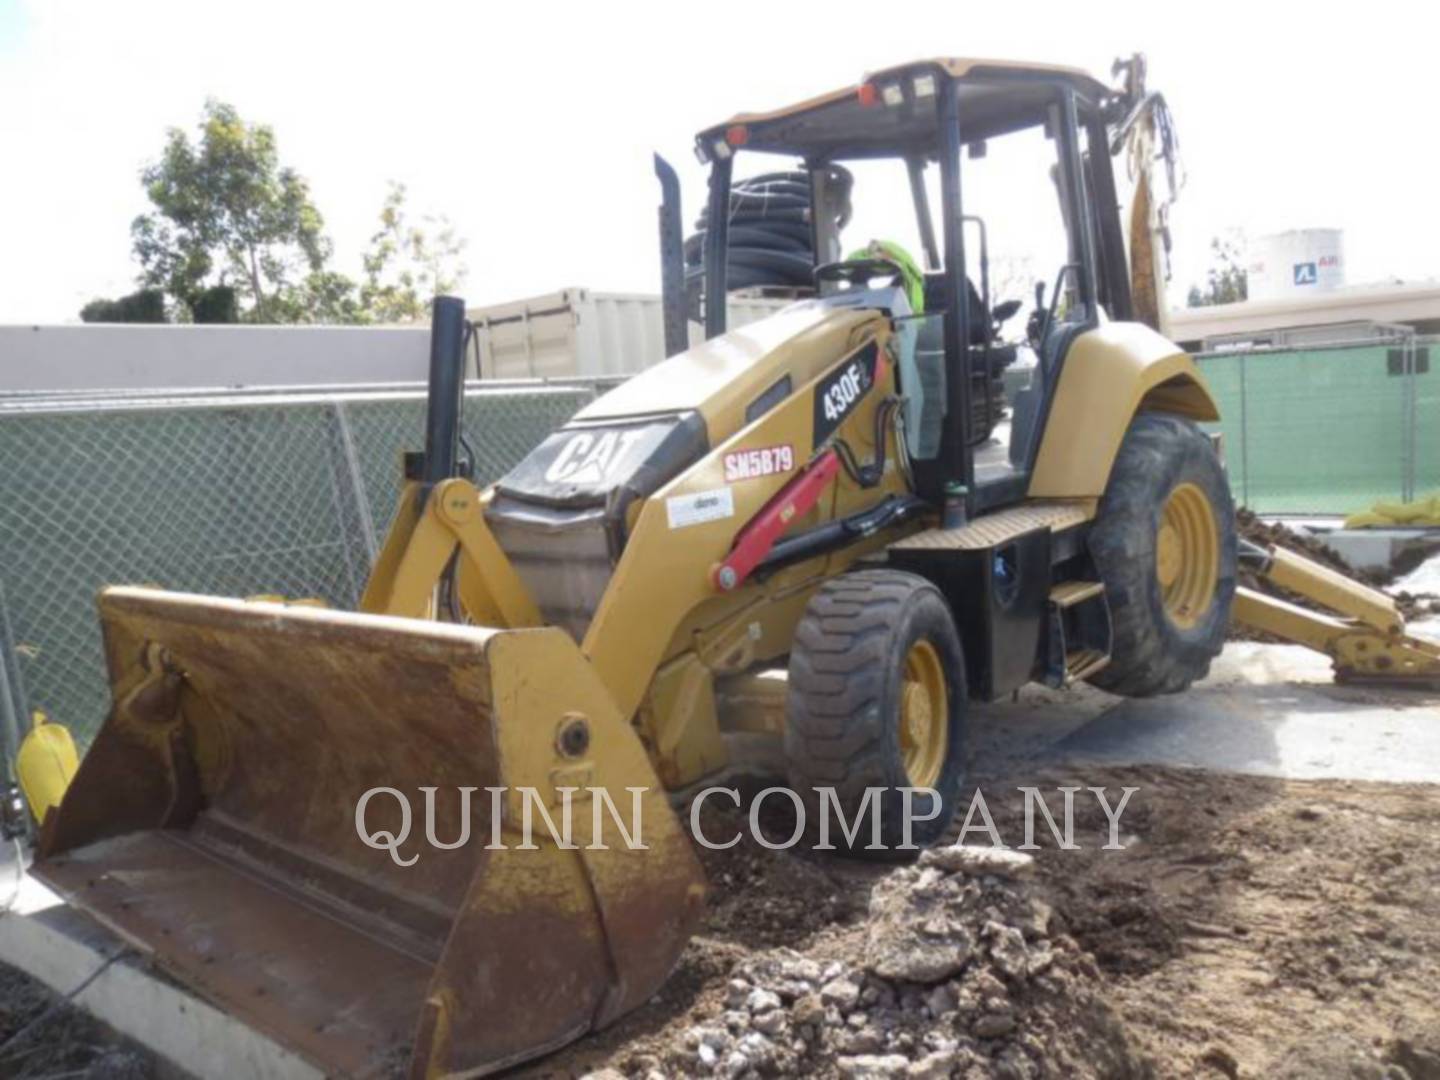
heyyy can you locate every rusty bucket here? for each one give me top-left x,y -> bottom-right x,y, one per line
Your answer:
34,587 -> 705,1078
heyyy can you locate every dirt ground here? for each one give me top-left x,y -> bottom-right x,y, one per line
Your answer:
529,766 -> 1440,1079
2,765 -> 1436,1078
0,960 -> 159,1079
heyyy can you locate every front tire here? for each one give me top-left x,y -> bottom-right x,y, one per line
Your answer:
785,570 -> 967,855
1087,412 -> 1237,697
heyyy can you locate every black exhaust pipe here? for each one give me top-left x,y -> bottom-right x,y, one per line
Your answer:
654,154 -> 689,359
423,295 -> 468,484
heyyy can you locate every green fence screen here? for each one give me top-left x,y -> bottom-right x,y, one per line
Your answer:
1197,339 -> 1435,516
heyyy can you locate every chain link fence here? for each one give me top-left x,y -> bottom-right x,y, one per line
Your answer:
4,336 -> 1434,754
0,381 -> 603,753
1196,336 -> 1438,515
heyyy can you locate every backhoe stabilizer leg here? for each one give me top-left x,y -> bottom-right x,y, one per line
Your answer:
1239,539 -> 1402,635
1233,586 -> 1440,686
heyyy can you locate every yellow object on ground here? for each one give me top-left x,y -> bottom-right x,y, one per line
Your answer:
15,711 -> 78,823
1344,494 -> 1440,529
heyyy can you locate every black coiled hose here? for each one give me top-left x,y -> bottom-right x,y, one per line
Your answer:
685,168 -> 852,297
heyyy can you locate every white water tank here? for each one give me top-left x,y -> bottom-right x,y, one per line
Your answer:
1247,229 -> 1345,302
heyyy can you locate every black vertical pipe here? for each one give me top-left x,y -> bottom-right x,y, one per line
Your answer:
654,154 -> 689,358
906,157 -> 941,272
424,295 -> 467,484
937,78 -> 974,498
703,155 -> 733,340
1056,89 -> 1098,319
1086,116 -> 1133,321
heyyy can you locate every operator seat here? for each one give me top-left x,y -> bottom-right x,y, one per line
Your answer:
920,272 -> 990,345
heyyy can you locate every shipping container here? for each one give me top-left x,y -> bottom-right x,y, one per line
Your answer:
467,288 -> 792,379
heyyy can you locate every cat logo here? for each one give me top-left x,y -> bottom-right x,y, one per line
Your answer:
544,429 -> 646,485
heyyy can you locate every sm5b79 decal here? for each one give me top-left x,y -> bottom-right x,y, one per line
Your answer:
723,444 -> 795,483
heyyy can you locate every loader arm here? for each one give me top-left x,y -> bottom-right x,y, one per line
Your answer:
359,476 -> 542,627
1233,539 -> 1440,686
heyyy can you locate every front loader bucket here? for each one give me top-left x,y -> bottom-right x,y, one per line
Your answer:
33,587 -> 706,1078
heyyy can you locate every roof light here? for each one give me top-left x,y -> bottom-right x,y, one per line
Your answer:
880,82 -> 904,107
856,82 -> 878,107
725,124 -> 749,147
712,138 -> 732,160
913,73 -> 937,98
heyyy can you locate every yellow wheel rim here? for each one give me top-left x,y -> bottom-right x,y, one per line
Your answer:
899,639 -> 948,788
1157,481 -> 1219,629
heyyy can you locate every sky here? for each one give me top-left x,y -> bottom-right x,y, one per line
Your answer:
2,0 -> 1438,324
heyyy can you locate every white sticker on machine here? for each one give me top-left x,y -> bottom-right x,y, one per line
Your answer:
666,487 -> 735,529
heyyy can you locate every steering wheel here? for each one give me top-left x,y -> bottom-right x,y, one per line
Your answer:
813,258 -> 906,291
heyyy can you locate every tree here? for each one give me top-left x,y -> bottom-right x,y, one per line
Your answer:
359,182 -> 468,323
1187,232 -> 1249,307
79,289 -> 168,323
86,102 -> 469,324
190,285 -> 239,324
130,99 -> 350,323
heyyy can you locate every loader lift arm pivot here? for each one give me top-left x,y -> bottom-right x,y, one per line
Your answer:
360,296 -> 543,627
359,474 -> 542,627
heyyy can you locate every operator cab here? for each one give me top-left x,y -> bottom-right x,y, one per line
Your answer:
675,58 -> 1136,514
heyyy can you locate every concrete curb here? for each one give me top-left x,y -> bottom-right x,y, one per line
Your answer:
0,875 -> 320,1080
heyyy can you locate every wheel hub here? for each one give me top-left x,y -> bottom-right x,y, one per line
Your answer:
899,639 -> 947,788
1157,482 -> 1219,629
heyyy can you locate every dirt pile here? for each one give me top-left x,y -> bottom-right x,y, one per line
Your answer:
556,836 -> 1150,1079
535,768 -> 1440,1080
1237,508 -> 1359,580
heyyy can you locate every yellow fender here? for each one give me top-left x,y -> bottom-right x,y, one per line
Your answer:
1028,321 -> 1219,499
16,711 -> 78,823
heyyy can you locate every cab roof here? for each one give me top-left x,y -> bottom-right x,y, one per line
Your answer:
697,58 -> 1113,162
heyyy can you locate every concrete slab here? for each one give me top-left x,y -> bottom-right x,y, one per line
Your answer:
0,850 -> 321,1080
971,643 -> 1440,783
1397,549 -> 1440,597
1315,528 -> 1440,573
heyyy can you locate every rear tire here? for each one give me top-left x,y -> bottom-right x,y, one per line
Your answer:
785,570 -> 967,856
1087,412 -> 1236,697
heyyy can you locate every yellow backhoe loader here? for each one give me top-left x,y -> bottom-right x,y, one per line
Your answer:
27,56 -> 1440,1078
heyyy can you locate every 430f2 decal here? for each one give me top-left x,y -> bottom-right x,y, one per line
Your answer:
812,342 -> 878,448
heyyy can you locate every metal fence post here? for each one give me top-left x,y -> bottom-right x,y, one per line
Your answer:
1404,336 -> 1418,503
332,400 -> 380,570
0,582 -> 27,769
1238,351 -> 1251,509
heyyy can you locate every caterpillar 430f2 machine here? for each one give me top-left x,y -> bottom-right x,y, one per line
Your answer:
30,56 -> 1440,1078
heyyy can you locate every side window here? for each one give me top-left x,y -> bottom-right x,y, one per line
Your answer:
956,118 -> 1076,471
895,313 -> 947,462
